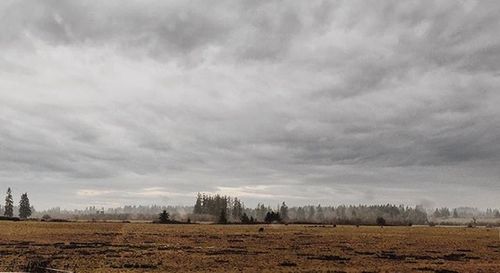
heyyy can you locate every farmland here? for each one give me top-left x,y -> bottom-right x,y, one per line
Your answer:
0,222 -> 499,273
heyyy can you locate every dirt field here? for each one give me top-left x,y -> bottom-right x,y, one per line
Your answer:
0,222 -> 499,273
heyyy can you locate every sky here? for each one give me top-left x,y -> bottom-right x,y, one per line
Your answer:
0,0 -> 499,210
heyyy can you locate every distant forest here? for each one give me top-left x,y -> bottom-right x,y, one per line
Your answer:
3,189 -> 499,226
189,193 -> 500,225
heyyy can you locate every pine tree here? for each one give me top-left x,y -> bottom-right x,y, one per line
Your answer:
4,188 -> 14,217
316,205 -> 325,223
240,213 -> 251,224
264,211 -> 281,223
193,193 -> 203,214
232,198 -> 243,220
307,206 -> 315,222
256,203 -> 267,221
19,193 -> 31,219
439,207 -> 450,218
280,202 -> 288,221
433,208 -> 440,218
159,210 -> 170,223
494,209 -> 500,218
218,209 -> 228,224
296,207 -> 306,221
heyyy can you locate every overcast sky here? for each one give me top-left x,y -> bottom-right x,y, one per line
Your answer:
1,1 -> 499,210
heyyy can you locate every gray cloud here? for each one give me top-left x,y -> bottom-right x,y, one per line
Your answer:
0,0 -> 499,209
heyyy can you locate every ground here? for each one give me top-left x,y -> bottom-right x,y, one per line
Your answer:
0,222 -> 499,273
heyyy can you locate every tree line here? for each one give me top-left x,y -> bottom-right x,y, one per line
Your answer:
191,193 -> 429,225
432,207 -> 500,219
1,187 -> 32,219
10,189 -> 499,225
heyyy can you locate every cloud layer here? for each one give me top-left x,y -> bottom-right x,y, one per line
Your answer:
1,0 -> 499,209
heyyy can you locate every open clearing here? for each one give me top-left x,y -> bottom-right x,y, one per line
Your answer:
0,222 -> 499,273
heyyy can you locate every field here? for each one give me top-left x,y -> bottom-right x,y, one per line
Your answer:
0,222 -> 499,273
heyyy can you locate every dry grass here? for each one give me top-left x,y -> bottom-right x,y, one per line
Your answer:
0,222 -> 499,272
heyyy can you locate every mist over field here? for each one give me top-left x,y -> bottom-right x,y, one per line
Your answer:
1,1 -> 500,210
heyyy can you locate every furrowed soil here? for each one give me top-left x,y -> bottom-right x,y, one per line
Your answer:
0,222 -> 499,272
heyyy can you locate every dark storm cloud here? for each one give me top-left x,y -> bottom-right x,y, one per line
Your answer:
1,0 -> 499,208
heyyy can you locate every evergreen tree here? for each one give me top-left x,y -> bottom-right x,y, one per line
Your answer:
296,207 -> 306,221
316,205 -> 325,223
486,208 -> 493,217
307,206 -> 315,222
256,203 -> 267,221
218,209 -> 228,224
193,193 -> 203,214
159,210 -> 170,223
232,198 -> 243,220
439,207 -> 450,218
279,202 -> 288,221
19,193 -> 32,219
433,208 -> 440,218
494,209 -> 500,218
240,213 -> 251,224
336,205 -> 347,220
4,187 -> 14,217
264,211 -> 281,223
